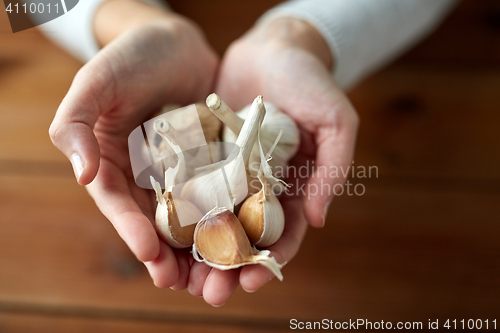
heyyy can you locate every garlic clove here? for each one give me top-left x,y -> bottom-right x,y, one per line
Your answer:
237,189 -> 265,244
193,207 -> 284,281
142,103 -> 222,184
238,182 -> 285,247
151,176 -> 202,249
151,103 -> 221,147
228,102 -> 300,178
194,207 -> 253,265
238,130 -> 287,247
207,95 -> 300,181
181,96 -> 266,214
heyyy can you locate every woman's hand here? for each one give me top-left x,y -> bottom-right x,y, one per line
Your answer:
49,3 -> 218,289
187,17 -> 359,306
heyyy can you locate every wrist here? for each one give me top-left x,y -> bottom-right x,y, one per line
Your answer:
93,0 -> 179,47
252,17 -> 333,71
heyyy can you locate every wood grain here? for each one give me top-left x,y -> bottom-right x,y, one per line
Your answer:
349,64 -> 500,183
0,313 -> 281,333
0,174 -> 498,324
0,0 -> 499,330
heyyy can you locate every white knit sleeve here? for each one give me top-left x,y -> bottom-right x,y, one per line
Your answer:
259,0 -> 458,89
31,0 -> 168,63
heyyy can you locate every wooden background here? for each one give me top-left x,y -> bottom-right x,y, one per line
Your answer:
1,0 -> 499,331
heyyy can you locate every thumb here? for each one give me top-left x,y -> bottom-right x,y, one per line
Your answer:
304,106 -> 359,228
49,66 -> 114,185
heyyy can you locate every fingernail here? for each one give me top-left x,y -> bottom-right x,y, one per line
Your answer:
322,201 -> 331,227
242,287 -> 257,293
212,303 -> 225,308
70,153 -> 84,181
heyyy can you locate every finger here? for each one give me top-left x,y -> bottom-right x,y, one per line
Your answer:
240,198 -> 308,292
49,60 -> 115,185
86,158 -> 160,262
170,249 -> 191,290
187,261 -> 211,297
144,241 -> 179,288
304,106 -> 359,228
202,268 -> 241,307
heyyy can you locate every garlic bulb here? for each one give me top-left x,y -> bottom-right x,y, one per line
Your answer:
154,119 -> 188,184
192,207 -> 283,281
180,96 -> 266,215
141,103 -> 221,182
194,103 -> 221,144
150,172 -> 202,249
152,103 -> 221,151
238,131 -> 287,247
206,94 -> 300,178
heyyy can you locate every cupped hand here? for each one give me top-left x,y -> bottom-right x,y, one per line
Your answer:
187,18 -> 359,305
49,15 -> 218,288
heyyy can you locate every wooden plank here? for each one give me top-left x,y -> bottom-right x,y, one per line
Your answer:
0,173 -> 498,323
1,1 -> 499,327
2,37 -> 500,182
349,64 -> 500,183
0,312 -> 280,333
2,1 -> 500,183
0,23 -> 81,163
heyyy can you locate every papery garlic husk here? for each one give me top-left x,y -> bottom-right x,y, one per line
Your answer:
207,94 -> 299,179
195,103 -> 222,144
180,96 -> 266,214
192,207 -> 284,281
238,130 -> 287,247
151,172 -> 202,249
154,120 -> 189,185
227,102 -> 299,177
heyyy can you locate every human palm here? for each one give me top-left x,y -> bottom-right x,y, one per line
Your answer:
50,15 -> 358,306
185,19 -> 359,304
49,18 -> 218,288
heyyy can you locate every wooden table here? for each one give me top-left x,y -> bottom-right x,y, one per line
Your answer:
1,0 -> 499,331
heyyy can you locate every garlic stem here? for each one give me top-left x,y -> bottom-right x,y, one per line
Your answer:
206,93 -> 244,134
235,96 -> 266,164
154,120 -> 182,155
180,96 -> 266,213
154,120 -> 186,184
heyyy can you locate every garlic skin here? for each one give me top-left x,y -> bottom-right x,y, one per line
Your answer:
192,207 -> 284,281
238,182 -> 284,247
151,175 -> 202,249
141,103 -> 222,182
153,103 -> 221,149
238,130 -> 287,247
181,96 -> 266,214
220,101 -> 300,177
194,103 -> 222,144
